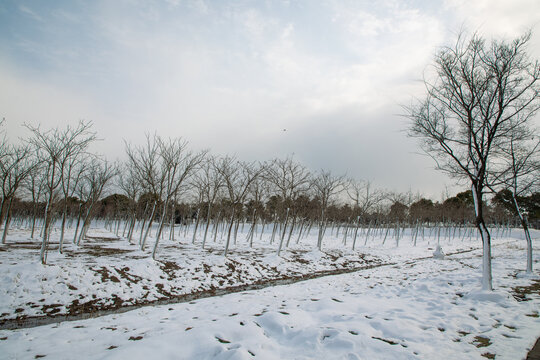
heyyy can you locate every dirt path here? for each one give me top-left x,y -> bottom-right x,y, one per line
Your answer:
528,338 -> 540,360
0,247 -> 480,331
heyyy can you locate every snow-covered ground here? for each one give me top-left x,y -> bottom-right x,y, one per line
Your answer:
1,223 -> 483,322
1,224 -> 539,359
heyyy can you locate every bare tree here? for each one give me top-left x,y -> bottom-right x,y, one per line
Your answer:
125,134 -> 206,258
117,162 -> 142,242
0,145 -> 35,244
58,157 -> 88,253
26,120 -> 97,264
311,170 -> 346,250
24,161 -> 46,238
245,171 -> 269,248
151,137 -> 206,259
216,156 -> 266,256
192,156 -> 224,249
125,134 -> 162,250
405,31 -> 540,290
346,179 -> 385,217
75,159 -> 117,245
266,156 -> 311,254
493,132 -> 539,273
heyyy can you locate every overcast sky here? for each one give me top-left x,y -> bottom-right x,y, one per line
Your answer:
1,0 -> 539,200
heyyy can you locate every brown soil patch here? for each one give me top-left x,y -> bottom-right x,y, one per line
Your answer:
82,245 -> 133,257
473,335 -> 492,348
93,267 -> 120,283
512,279 -> 540,302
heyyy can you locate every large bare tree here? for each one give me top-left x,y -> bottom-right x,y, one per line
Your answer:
151,137 -> 206,259
26,121 -> 97,264
125,134 -> 205,258
405,32 -> 540,290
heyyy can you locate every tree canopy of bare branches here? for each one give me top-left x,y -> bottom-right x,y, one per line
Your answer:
26,120 -> 97,264
405,31 -> 540,290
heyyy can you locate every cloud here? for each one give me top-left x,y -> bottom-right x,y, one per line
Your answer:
1,0 -> 538,199
444,0 -> 540,56
18,5 -> 43,22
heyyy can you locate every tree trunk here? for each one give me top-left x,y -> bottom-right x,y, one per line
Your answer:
286,214 -> 296,248
248,208 -> 257,248
141,201 -> 157,251
233,217 -> 240,244
30,202 -> 38,239
317,208 -> 325,250
352,216 -> 360,250
59,202 -> 68,253
296,218 -> 305,245
512,193 -> 533,273
1,197 -> 14,244
156,200 -> 169,242
281,208 -> 290,244
73,204 -> 83,244
0,198 -> 6,229
192,207 -> 201,244
270,213 -> 278,244
472,182 -> 492,291
202,204 -> 212,249
213,211 -> 221,243
40,195 -> 53,265
223,206 -> 236,256
278,208 -> 290,256
127,211 -> 137,242
77,203 -> 97,246
169,203 -> 175,242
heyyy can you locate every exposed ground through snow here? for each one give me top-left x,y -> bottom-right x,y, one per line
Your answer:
1,224 -> 487,328
1,245 -> 485,330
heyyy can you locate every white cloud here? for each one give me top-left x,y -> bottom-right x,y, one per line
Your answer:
3,0 -> 538,197
444,0 -> 540,56
18,5 -> 43,22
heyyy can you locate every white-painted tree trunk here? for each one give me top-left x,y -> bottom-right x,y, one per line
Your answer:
141,201 -> 157,251
472,183 -> 493,291
512,194 -> 533,273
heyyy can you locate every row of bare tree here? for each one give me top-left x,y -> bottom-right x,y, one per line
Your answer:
0,120 -> 115,263
0,118 -> 536,265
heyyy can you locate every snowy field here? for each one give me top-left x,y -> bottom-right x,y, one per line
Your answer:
1,224 -> 539,359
